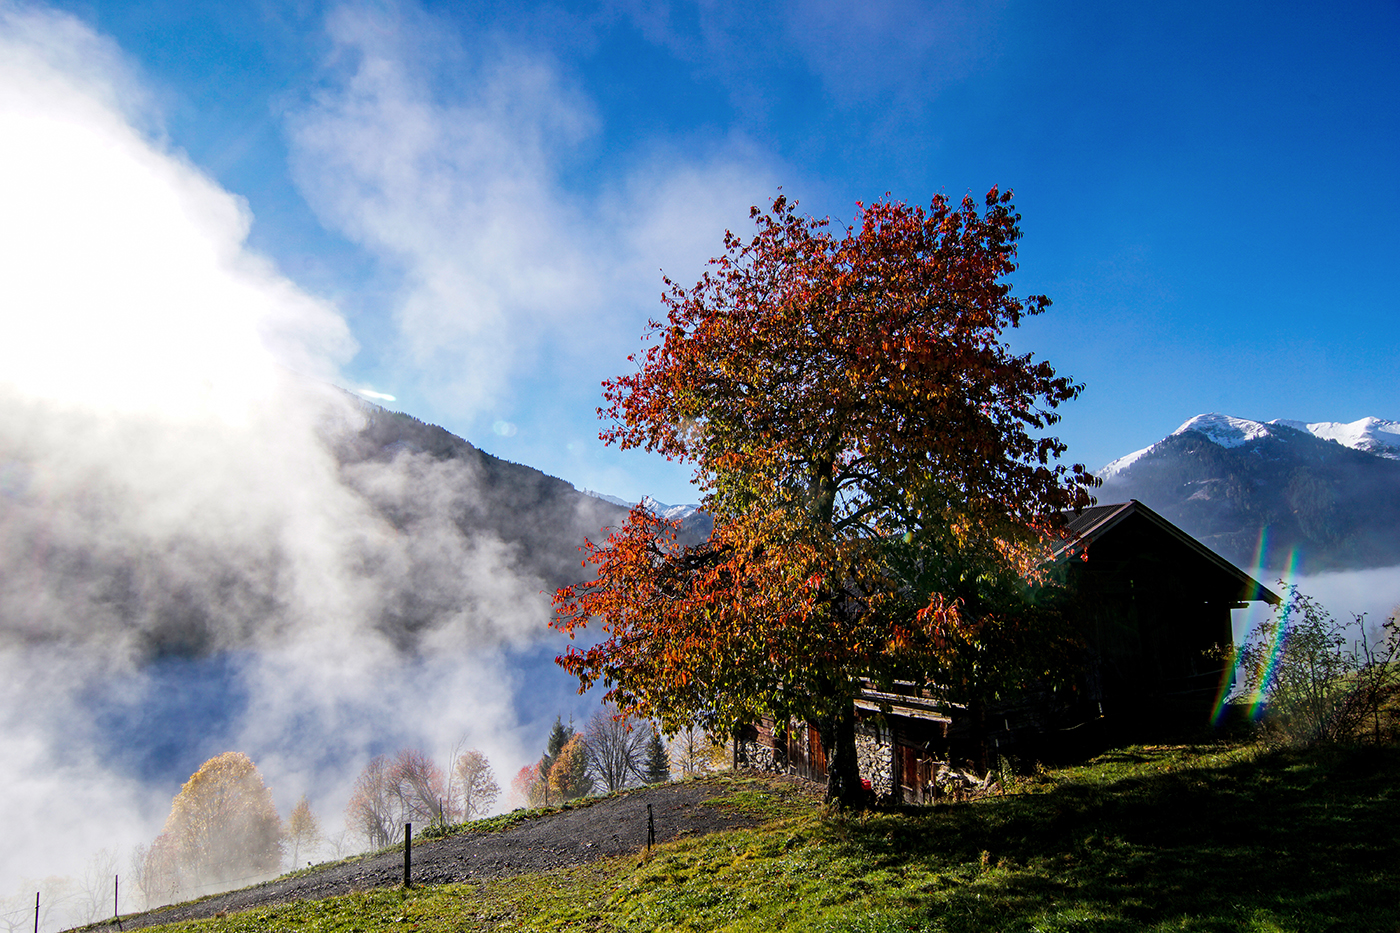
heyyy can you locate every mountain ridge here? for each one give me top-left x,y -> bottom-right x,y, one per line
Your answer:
1095,413 -> 1400,574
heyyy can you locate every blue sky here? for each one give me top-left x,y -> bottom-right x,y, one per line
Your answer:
9,0 -> 1400,505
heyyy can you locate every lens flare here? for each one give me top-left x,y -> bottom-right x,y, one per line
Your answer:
1247,547 -> 1302,721
1211,525 -> 1271,725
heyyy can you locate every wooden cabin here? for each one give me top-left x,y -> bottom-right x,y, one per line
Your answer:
737,500 -> 1279,803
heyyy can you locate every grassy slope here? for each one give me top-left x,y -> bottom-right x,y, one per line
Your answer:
130,744 -> 1400,933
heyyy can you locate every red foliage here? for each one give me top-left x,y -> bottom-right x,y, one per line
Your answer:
554,190 -> 1096,802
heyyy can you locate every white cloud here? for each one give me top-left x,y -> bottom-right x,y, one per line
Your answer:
0,0 -> 780,910
0,6 -> 355,425
287,1 -> 780,425
287,5 -> 600,416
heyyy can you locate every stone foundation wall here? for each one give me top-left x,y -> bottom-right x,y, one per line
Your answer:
735,738 -> 778,772
855,723 -> 895,801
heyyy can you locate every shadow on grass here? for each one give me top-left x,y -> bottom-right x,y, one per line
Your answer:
830,744 -> 1400,932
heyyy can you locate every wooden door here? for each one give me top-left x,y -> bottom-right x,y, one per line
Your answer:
808,726 -> 827,777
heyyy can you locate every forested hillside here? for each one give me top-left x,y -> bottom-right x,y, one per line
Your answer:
1098,421 -> 1400,573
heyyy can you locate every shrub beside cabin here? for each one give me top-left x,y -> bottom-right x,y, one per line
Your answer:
735,500 -> 1279,803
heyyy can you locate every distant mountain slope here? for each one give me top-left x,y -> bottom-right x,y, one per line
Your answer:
0,389 -> 632,661
1096,414 -> 1400,574
580,490 -> 714,548
331,399 -> 632,610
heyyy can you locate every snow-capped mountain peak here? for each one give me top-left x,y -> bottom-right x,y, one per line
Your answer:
1170,413 -> 1273,448
580,489 -> 632,509
580,489 -> 702,520
642,497 -> 703,521
1097,412 -> 1400,478
1098,445 -> 1155,480
1269,416 -> 1400,461
1092,411 -> 1400,574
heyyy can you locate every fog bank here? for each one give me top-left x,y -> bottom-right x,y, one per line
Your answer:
0,5 -> 599,906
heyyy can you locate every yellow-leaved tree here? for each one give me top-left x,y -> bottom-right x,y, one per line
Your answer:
162,751 -> 282,892
286,795 -> 322,868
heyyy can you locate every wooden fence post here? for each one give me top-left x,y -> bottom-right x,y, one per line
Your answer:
403,823 -> 412,888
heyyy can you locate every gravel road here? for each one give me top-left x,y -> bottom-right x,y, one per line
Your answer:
113,780 -> 763,930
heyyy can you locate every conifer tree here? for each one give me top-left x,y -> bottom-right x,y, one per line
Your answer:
548,734 -> 595,801
540,716 -> 574,778
643,727 -> 670,784
537,716 -> 576,805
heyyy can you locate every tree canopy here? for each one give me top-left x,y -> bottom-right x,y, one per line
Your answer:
553,189 -> 1096,805
162,751 -> 282,888
286,795 -> 321,868
453,749 -> 501,819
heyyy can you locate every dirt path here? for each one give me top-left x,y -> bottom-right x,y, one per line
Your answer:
113,781 -> 762,930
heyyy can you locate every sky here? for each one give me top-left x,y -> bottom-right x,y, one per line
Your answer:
1,0 -> 1399,918
10,0 -> 1398,506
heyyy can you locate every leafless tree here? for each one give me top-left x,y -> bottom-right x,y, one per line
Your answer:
76,848 -> 119,924
582,707 -> 651,793
0,892 -> 31,933
345,755 -> 397,849
139,833 -> 183,906
324,830 -> 356,860
389,748 -> 456,830
128,844 -> 151,911
1,877 -> 77,933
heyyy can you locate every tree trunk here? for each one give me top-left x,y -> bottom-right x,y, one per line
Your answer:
967,695 -> 988,774
819,702 -> 864,810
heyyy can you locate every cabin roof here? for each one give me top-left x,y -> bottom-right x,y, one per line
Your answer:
1054,499 -> 1280,605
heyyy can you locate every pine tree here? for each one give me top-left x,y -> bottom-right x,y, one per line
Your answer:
540,716 -> 574,778
538,716 -> 575,805
643,727 -> 670,784
548,735 -> 595,801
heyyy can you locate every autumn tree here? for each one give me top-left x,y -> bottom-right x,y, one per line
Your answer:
161,752 -> 282,890
452,750 -> 501,819
509,762 -> 546,808
554,190 -> 1096,806
548,734 -> 595,801
579,706 -> 651,792
286,795 -> 322,868
670,723 -> 727,777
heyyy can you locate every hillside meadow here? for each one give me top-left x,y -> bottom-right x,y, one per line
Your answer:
102,741 -> 1400,933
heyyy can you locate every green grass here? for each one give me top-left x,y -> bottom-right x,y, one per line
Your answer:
130,743 -> 1400,933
